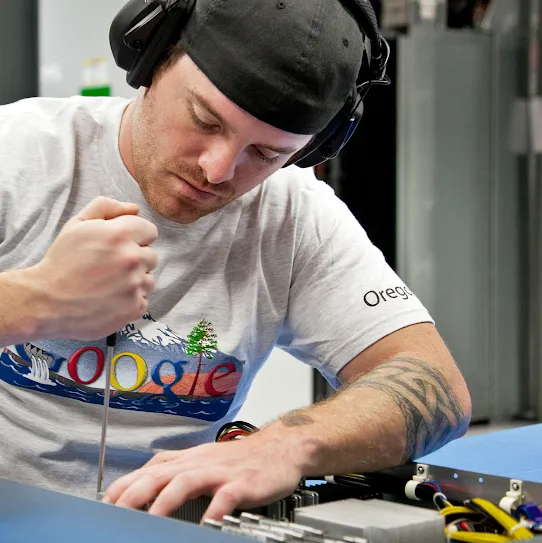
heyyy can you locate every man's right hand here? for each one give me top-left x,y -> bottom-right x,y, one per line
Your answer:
26,196 -> 159,340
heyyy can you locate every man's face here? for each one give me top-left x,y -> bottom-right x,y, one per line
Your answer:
126,55 -> 313,224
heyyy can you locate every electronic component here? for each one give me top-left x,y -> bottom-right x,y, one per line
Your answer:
203,513 -> 369,542
169,489 -> 316,524
293,498 -> 446,543
169,476 -> 381,524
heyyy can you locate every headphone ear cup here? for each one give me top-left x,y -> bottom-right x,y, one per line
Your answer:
288,92 -> 364,169
110,0 -> 156,72
110,0 -> 195,89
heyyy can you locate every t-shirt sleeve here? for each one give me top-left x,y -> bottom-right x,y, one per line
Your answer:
276,178 -> 434,389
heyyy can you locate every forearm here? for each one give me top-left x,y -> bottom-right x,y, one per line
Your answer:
0,268 -> 47,345
255,355 -> 471,477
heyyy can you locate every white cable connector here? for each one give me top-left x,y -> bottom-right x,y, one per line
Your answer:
405,480 -> 422,501
499,479 -> 524,514
405,464 -> 429,501
433,492 -> 448,508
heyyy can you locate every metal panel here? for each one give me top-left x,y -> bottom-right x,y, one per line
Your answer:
399,424 -> 542,505
389,462 -> 542,509
0,0 -> 38,105
397,28 -> 496,421
487,5 -> 523,420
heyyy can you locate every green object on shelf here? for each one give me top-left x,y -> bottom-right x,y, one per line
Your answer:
81,85 -> 111,97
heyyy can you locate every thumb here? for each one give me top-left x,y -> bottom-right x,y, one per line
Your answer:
73,196 -> 140,222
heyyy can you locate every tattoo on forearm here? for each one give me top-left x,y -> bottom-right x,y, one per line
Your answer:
352,357 -> 469,462
282,413 -> 315,428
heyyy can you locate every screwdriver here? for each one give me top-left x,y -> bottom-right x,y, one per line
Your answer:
96,332 -> 117,500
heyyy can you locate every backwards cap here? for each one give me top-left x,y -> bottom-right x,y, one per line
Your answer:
182,0 -> 366,135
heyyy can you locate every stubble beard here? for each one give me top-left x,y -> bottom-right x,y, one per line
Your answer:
131,95 -> 237,224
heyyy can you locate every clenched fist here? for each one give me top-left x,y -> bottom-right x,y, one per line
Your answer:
26,196 -> 158,340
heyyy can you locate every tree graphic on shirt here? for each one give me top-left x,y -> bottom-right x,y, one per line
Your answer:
186,319 -> 218,396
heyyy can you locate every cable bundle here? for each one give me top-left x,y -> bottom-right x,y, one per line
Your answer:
211,427 -> 536,542
414,482 -> 534,542
215,420 -> 259,442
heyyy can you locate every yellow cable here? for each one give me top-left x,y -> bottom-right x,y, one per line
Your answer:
441,506 -> 479,517
470,499 -> 533,540
445,531 -> 513,543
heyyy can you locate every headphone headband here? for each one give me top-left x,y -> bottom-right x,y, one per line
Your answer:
342,0 -> 384,69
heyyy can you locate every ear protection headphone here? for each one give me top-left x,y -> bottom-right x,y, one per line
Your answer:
110,0 -> 390,169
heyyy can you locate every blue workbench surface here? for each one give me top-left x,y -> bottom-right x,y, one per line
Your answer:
418,424 -> 542,482
2,425 -> 541,541
0,476 -> 241,543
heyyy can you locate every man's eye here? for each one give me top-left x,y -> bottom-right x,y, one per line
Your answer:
253,148 -> 280,166
190,108 -> 216,131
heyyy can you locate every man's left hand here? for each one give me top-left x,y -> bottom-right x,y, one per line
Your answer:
102,434 -> 304,521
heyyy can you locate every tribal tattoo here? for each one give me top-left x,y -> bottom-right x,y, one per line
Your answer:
352,357 -> 469,463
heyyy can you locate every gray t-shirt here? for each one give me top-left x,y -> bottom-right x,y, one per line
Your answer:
0,96 -> 433,497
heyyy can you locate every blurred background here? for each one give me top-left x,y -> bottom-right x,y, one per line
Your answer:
1,0 -> 540,430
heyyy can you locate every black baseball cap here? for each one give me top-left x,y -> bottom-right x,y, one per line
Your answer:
181,0 -> 366,135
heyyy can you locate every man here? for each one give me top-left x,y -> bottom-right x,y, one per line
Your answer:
0,0 -> 471,522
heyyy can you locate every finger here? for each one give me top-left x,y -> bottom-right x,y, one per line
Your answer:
104,470 -> 143,504
148,472 -> 214,517
105,461 -> 187,504
74,196 -> 139,222
115,472 -> 169,511
110,215 -> 158,246
134,295 -> 149,320
201,484 -> 246,522
138,246 -> 159,273
140,272 -> 155,296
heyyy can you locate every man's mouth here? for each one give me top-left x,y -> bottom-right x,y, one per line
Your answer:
175,175 -> 217,201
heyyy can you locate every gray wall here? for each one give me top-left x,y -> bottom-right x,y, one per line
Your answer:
488,18 -> 523,421
397,26 -> 521,421
0,0 -> 38,104
39,0 -> 136,98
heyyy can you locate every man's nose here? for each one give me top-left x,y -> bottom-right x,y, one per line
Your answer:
198,141 -> 239,184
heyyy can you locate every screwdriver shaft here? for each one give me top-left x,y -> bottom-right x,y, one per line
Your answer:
97,333 -> 117,498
